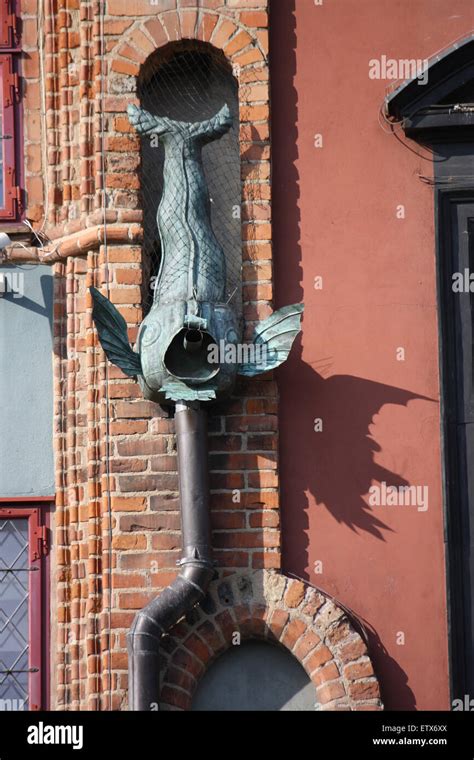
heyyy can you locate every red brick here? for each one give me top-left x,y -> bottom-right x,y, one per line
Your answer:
151,534 -> 181,551
113,400 -> 156,419
268,609 -> 289,639
110,611 -> 135,628
316,681 -> 346,704
213,551 -> 249,567
107,0 -> 155,14
150,455 -> 178,472
281,618 -> 307,649
109,458 -> 146,474
211,512 -> 246,530
121,553 -> 178,571
111,58 -> 140,76
294,630 -> 322,661
115,269 -> 142,285
240,11 -> 267,27
209,472 -> 245,490
234,48 -> 264,67
215,610 -> 237,644
348,680 -> 381,701
339,639 -> 368,664
252,551 -> 281,569
145,19 -> 168,47
164,666 -> 195,693
110,652 -> 127,670
111,496 -> 147,512
106,246 -> 142,264
129,28 -> 156,57
226,415 -> 278,433
284,580 -> 305,609
105,136 -> 139,152
104,19 -> 134,36
343,660 -> 375,680
199,13 -> 219,42
225,30 -> 252,57
312,662 -> 340,687
306,645 -> 333,672
160,686 -> 190,711
211,19 -> 237,48
247,471 -> 278,488
249,511 -> 279,528
149,571 -> 178,588
171,649 -> 204,681
118,591 -> 158,609
196,621 -> 224,654
150,495 -> 180,511
120,513 -> 180,531
213,531 -> 278,549
112,534 -> 146,550
180,10 -> 198,38
183,634 -> 213,664
113,573 -> 145,589
117,438 -> 166,457
161,10 -> 180,41
113,116 -> 134,133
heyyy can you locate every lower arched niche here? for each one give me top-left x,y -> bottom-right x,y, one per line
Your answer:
191,640 -> 316,711
158,571 -> 383,711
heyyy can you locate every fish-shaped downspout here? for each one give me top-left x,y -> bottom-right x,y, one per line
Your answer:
129,103 -> 230,306
90,101 -> 304,713
90,103 -> 303,403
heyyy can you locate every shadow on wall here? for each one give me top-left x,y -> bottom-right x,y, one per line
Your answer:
367,628 -> 417,711
288,339 -> 434,540
270,0 -> 425,711
0,266 -> 53,337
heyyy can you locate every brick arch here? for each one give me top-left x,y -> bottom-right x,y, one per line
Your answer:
108,10 -> 265,77
157,571 -> 383,711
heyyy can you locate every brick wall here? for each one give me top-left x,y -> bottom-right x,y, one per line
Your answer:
6,0 -> 382,710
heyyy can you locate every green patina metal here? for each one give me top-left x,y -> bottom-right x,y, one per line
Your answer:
90,103 -> 303,404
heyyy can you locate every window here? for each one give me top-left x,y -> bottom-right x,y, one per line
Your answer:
0,502 -> 49,711
0,0 -> 21,221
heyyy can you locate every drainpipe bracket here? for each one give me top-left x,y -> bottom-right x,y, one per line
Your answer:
176,556 -> 214,571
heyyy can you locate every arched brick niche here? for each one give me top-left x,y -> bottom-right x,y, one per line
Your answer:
158,572 -> 383,711
104,9 -> 271,319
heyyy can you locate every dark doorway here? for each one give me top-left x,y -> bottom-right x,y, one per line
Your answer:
438,187 -> 474,700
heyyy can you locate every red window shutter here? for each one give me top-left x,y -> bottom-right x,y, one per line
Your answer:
0,1 -> 18,49
0,1 -> 21,221
0,53 -> 19,219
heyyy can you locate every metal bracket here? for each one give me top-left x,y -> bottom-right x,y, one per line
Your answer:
184,314 -> 208,331
32,525 -> 48,560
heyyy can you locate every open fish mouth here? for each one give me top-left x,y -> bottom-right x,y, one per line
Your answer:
164,327 -> 220,384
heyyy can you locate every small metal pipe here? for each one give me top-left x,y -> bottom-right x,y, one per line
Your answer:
183,329 -> 203,354
127,401 -> 214,711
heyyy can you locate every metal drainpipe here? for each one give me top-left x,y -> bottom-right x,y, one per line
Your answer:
127,400 -> 215,711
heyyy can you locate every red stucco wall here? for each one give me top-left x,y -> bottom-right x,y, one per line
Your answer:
271,0 -> 474,710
